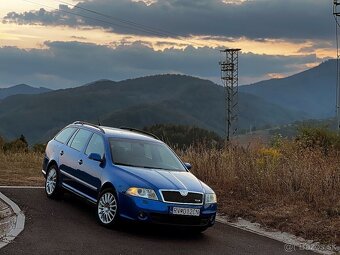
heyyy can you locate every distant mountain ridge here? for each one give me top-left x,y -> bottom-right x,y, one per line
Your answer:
0,75 -> 302,144
0,84 -> 52,100
240,60 -> 336,119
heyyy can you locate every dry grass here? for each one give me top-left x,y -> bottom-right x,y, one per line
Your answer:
0,152 -> 44,186
178,140 -> 340,246
0,141 -> 339,245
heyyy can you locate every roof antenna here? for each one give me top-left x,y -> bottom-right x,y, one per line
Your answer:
97,118 -> 101,126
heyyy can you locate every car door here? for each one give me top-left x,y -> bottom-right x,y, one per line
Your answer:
58,128 -> 79,185
78,133 -> 106,200
60,128 -> 92,195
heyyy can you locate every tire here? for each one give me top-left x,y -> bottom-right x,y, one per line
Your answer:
96,188 -> 119,228
45,165 -> 62,199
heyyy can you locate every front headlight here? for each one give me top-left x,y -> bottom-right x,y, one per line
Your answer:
126,187 -> 158,201
205,193 -> 217,204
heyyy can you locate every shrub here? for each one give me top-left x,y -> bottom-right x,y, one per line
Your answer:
295,125 -> 340,153
144,124 -> 223,149
0,136 -> 4,152
32,143 -> 46,154
3,136 -> 29,153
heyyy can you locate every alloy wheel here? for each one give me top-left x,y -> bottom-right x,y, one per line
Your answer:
98,192 -> 117,224
46,168 -> 57,195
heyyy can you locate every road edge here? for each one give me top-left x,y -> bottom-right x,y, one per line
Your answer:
216,216 -> 338,255
0,186 -> 337,254
0,192 -> 25,249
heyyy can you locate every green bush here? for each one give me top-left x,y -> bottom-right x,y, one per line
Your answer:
0,136 -> 4,152
3,139 -> 28,153
32,143 -> 46,154
296,125 -> 340,153
2,134 -> 29,153
144,124 -> 223,149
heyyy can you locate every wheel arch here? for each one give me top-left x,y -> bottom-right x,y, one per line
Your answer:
47,160 -> 58,170
100,182 -> 117,195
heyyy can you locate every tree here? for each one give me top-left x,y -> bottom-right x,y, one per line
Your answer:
19,134 -> 28,147
3,135 -> 29,153
144,124 -> 223,149
0,136 -> 4,152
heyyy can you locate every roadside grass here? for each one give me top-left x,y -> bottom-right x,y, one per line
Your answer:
179,140 -> 340,246
0,140 -> 339,246
0,152 -> 44,186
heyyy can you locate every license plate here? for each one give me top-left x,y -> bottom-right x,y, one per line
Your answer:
171,207 -> 200,216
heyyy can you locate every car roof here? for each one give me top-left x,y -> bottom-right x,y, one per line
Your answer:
68,123 -> 161,143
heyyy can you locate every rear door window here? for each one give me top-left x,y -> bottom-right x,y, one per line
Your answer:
70,129 -> 92,152
54,127 -> 77,144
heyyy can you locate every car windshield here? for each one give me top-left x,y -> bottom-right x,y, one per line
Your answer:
109,138 -> 186,171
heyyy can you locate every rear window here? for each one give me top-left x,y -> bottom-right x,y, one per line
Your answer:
54,127 -> 76,144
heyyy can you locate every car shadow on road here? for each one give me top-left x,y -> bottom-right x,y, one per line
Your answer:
61,192 -> 208,242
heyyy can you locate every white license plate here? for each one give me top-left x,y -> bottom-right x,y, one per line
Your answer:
171,207 -> 200,216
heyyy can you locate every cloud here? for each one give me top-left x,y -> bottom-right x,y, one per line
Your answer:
0,41 -> 320,89
3,0 -> 333,40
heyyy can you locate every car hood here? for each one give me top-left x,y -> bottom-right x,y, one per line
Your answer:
117,165 -> 207,193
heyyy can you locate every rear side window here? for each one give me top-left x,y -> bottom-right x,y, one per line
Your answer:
70,129 -> 92,152
85,133 -> 105,158
54,127 -> 76,144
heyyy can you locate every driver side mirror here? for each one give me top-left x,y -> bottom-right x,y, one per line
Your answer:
88,153 -> 103,162
184,162 -> 192,170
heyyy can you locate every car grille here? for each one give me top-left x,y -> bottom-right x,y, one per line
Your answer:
150,213 -> 210,226
161,190 -> 203,204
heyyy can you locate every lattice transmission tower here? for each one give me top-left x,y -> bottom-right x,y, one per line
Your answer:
334,0 -> 340,132
219,49 -> 241,141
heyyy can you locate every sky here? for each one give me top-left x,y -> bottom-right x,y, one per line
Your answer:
0,0 -> 336,89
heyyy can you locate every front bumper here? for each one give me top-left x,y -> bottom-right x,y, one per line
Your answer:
119,193 -> 217,227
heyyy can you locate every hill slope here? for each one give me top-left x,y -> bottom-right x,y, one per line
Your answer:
0,75 -> 303,144
240,60 -> 336,118
0,84 -> 51,100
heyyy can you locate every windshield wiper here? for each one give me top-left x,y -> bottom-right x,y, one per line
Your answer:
140,166 -> 181,171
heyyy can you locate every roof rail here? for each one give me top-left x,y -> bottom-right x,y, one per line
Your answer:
119,127 -> 159,140
73,121 -> 105,134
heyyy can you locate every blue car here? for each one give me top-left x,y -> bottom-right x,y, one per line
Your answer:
42,121 -> 217,231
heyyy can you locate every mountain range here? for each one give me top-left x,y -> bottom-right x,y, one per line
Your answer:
0,60 -> 336,144
240,59 -> 336,118
0,84 -> 51,100
0,75 -> 302,144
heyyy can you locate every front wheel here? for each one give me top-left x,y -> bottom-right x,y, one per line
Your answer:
45,165 -> 62,199
96,189 -> 119,228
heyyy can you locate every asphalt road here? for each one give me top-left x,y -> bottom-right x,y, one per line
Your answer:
0,188 -> 314,255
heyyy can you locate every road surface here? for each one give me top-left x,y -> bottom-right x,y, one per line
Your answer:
0,188 -> 314,255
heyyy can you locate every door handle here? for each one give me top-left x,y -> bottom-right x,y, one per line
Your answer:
60,150 -> 64,156
78,159 -> 83,165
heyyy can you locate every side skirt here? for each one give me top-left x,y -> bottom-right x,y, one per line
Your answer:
62,183 -> 97,204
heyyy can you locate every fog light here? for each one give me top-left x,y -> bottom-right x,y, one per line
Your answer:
138,211 -> 148,220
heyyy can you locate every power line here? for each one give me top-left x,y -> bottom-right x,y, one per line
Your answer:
54,0 -> 178,39
20,0 -> 206,48
22,0 -> 164,37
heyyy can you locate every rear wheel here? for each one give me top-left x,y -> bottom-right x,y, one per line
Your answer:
45,165 -> 62,199
96,189 -> 119,228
